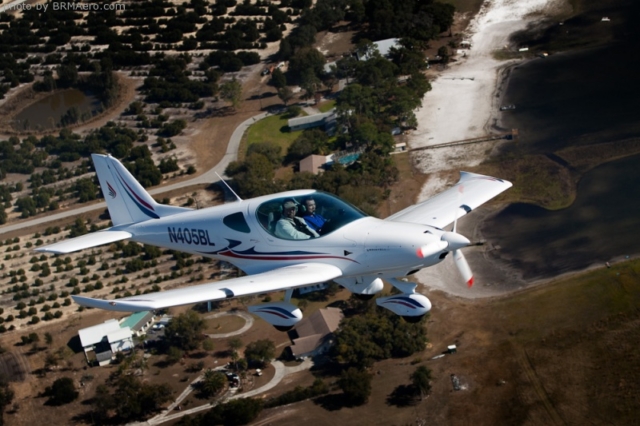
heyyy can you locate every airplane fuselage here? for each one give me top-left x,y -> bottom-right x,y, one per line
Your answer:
121,190 -> 447,281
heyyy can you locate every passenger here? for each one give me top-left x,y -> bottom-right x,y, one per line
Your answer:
275,200 -> 319,240
303,197 -> 327,234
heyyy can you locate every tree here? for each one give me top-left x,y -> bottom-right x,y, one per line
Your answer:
96,375 -> 172,422
199,369 -> 226,398
246,142 -> 282,166
338,367 -> 372,406
202,398 -> 263,425
44,352 -> 60,371
277,86 -> 293,106
288,47 -> 325,82
300,68 -> 322,101
202,339 -> 214,352
0,378 -> 12,426
437,46 -> 450,65
244,339 -> 275,368
271,68 -> 286,89
164,311 -> 205,351
228,337 -> 242,369
411,365 -> 432,400
220,78 -> 243,111
332,305 -> 427,368
44,377 -> 78,406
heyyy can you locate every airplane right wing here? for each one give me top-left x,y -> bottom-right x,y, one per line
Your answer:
72,263 -> 343,312
386,172 -> 512,229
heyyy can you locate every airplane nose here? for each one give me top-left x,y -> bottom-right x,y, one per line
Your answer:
441,232 -> 470,251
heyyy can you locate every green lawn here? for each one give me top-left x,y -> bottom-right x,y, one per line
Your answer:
241,113 -> 305,160
317,100 -> 336,113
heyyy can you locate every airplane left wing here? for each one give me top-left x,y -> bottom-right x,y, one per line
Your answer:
72,263 -> 343,312
36,229 -> 132,254
386,172 -> 512,229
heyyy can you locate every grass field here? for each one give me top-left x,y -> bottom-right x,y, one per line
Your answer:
473,139 -> 640,210
240,113 -> 305,160
317,100 -> 335,113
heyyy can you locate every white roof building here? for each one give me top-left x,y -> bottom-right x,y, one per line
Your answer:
356,38 -> 401,61
78,319 -> 120,348
288,109 -> 336,132
78,319 -> 135,366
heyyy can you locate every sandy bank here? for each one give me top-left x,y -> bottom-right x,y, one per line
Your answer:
412,0 -> 570,298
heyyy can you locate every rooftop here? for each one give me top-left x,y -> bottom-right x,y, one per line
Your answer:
120,311 -> 154,331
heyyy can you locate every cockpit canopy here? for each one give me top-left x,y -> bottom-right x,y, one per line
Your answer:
256,191 -> 367,240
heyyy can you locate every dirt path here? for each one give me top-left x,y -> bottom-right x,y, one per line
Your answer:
518,348 -> 567,425
190,66 -> 282,174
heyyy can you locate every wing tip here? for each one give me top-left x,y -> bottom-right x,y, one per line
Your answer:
72,295 -> 151,312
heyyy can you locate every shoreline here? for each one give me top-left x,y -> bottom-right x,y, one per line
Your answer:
412,0 -> 573,299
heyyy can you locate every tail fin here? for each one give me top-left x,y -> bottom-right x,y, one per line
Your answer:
92,154 -> 191,226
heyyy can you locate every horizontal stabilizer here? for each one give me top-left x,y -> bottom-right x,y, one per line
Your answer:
36,230 -> 132,254
72,263 -> 343,312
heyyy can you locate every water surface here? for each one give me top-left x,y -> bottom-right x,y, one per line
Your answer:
13,89 -> 100,131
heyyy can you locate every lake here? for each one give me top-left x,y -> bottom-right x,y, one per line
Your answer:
13,88 -> 100,131
482,0 -> 640,279
481,154 -> 640,280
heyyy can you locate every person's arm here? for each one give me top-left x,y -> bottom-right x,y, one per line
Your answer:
295,217 -> 319,237
276,219 -> 311,239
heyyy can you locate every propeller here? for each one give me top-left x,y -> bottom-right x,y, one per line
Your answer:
449,183 -> 474,288
415,184 -> 476,288
440,231 -> 474,287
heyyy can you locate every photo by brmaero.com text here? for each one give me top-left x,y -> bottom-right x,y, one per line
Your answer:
2,1 -> 125,13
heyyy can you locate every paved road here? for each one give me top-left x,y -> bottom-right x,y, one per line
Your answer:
0,111 -> 270,235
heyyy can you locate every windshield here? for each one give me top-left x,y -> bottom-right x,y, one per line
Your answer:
256,191 -> 367,240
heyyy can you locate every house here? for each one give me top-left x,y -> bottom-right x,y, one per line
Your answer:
120,311 -> 155,337
289,307 -> 344,358
78,319 -> 134,366
288,109 -> 336,132
392,142 -> 407,154
299,154 -> 330,175
356,38 -> 401,61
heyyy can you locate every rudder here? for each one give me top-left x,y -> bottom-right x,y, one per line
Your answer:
92,154 -> 162,225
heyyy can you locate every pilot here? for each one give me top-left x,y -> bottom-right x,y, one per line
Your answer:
303,197 -> 326,234
275,200 -> 319,240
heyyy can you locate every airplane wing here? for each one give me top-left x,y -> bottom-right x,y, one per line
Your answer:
72,263 -> 343,312
386,172 -> 512,229
35,230 -> 133,254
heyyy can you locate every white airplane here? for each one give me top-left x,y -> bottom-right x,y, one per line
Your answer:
37,154 -> 512,330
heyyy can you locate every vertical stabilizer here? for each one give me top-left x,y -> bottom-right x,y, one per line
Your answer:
92,154 -> 163,226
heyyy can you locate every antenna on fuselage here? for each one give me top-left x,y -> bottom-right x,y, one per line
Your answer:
215,172 -> 243,202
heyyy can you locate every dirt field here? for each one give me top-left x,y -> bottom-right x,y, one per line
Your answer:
249,260 -> 640,426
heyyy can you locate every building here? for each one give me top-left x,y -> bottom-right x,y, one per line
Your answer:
78,319 -> 134,366
288,110 -> 336,132
120,311 -> 155,337
299,154 -> 330,175
356,38 -> 401,61
289,307 -> 344,358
